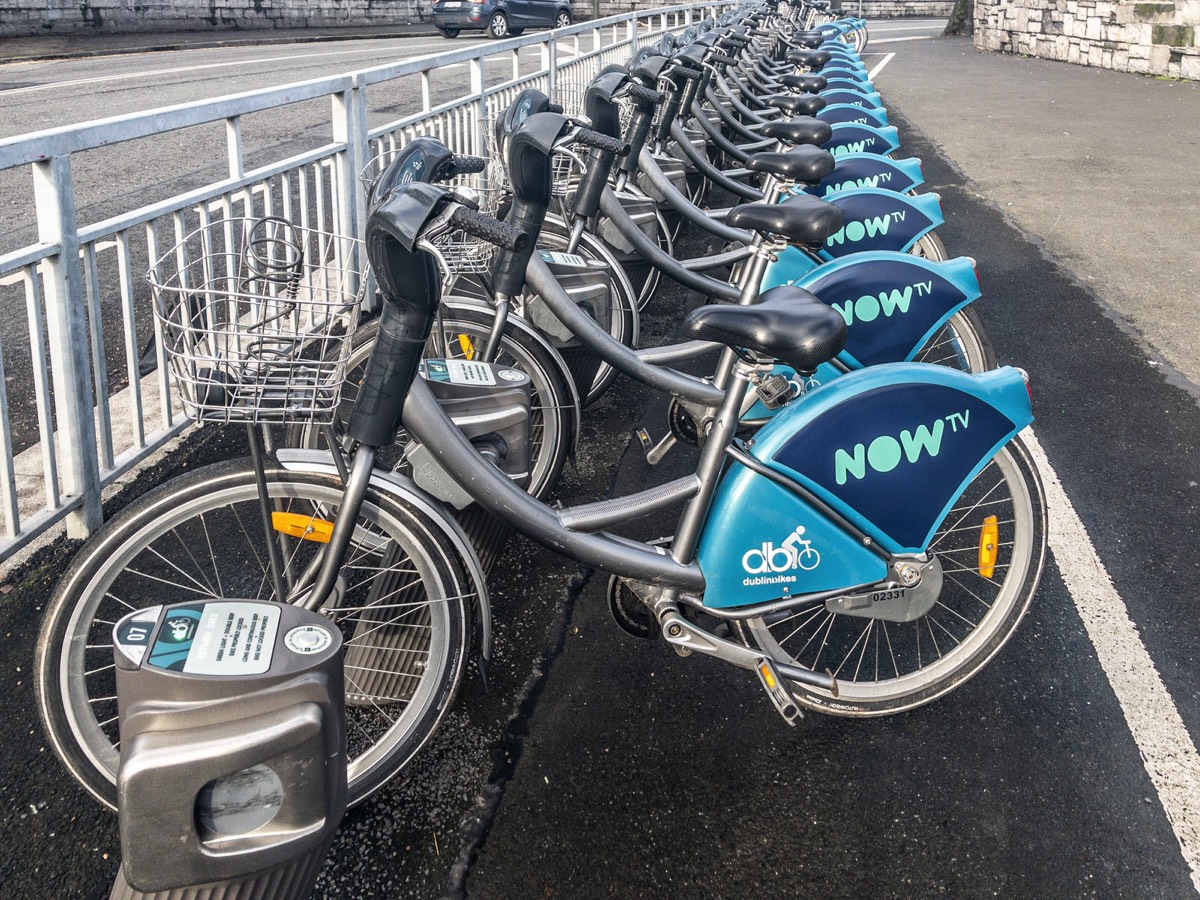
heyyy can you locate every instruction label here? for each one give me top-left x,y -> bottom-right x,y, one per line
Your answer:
423,359 -> 496,386
539,250 -> 588,268
144,602 -> 279,676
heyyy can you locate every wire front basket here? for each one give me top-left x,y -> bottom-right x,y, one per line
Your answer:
148,217 -> 362,425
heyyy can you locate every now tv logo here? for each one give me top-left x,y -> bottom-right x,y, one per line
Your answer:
833,411 -> 970,485
831,281 -> 935,326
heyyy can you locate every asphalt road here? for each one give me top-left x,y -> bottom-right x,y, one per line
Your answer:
0,21 -> 1198,900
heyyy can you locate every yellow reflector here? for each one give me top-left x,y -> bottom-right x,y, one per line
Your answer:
978,514 -> 999,578
457,333 -> 476,361
757,662 -> 777,690
272,511 -> 334,543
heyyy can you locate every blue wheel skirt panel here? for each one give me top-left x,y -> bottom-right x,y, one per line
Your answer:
823,77 -> 875,94
816,104 -> 890,128
697,459 -> 888,607
802,154 -> 924,197
795,254 -> 981,367
700,365 -> 1032,608
822,71 -> 874,89
748,252 -> 981,408
821,89 -> 884,110
818,188 -> 943,258
824,123 -> 901,157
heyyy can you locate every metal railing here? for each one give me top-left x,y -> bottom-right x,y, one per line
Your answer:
0,3 -> 731,563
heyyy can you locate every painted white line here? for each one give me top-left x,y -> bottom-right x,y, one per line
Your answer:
870,35 -> 936,45
867,53 -> 896,81
870,24 -> 945,32
0,43 -> 486,97
1025,431 -> 1200,894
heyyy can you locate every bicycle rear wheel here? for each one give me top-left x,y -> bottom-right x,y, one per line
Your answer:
36,459 -> 474,810
743,436 -> 1045,714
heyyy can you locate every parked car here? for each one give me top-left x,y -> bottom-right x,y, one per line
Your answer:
431,0 -> 572,39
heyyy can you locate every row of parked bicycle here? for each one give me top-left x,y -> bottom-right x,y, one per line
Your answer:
35,0 -> 1047,816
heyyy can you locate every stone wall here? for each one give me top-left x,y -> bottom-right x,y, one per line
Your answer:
975,0 -> 1200,79
0,0 -> 428,36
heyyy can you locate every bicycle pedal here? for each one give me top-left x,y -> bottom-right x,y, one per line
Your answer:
645,433 -> 677,465
754,657 -> 803,726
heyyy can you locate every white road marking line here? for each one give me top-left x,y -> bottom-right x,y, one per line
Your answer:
1025,431 -> 1200,895
867,53 -> 896,80
870,24 -> 945,32
0,42 -> 491,96
870,35 -> 936,45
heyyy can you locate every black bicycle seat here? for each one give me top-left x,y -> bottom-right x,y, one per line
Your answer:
790,33 -> 825,49
725,194 -> 844,246
781,72 -> 828,94
791,49 -> 833,69
745,144 -> 835,183
766,113 -> 832,143
765,94 -> 830,122
763,91 -> 827,120
681,286 -> 847,374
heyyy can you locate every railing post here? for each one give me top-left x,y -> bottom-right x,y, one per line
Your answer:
548,34 -> 558,98
470,57 -> 486,160
332,80 -> 369,296
32,155 -> 102,538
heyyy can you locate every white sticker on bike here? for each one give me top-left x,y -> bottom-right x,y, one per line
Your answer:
741,525 -> 821,586
183,602 -> 279,676
539,250 -> 588,268
424,359 -> 496,386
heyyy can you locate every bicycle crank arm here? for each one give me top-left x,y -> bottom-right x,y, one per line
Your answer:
659,610 -> 837,694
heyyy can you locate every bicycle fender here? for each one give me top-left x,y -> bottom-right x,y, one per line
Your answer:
817,188 -> 942,258
800,154 -> 923,198
816,103 -> 890,129
760,364 -> 1031,555
275,449 -> 494,663
824,122 -> 901,158
792,253 -> 980,367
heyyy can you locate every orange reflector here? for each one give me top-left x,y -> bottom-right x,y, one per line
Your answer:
457,334 -> 476,361
272,511 -> 334,543
978,515 -> 998,578
757,661 -> 777,690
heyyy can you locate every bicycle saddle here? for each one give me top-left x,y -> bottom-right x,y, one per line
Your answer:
758,112 -> 835,141
681,286 -> 847,374
725,193 -> 843,246
791,49 -> 833,69
744,145 -> 835,183
765,94 -> 832,123
781,73 -> 828,94
762,92 -> 827,120
789,33 -> 825,49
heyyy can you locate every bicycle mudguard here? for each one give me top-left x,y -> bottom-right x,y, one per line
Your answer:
819,188 -> 941,257
823,77 -> 876,95
697,365 -> 1033,607
816,103 -> 890,128
822,70 -> 873,88
821,89 -> 884,110
743,253 -> 978,418
823,122 -> 901,157
275,449 -> 494,662
796,154 -> 922,198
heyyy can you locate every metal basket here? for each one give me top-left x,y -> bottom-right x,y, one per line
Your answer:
148,217 -> 362,425
484,112 -> 586,199
554,80 -> 589,118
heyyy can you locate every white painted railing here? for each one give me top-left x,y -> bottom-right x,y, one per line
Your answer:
0,3 -> 731,563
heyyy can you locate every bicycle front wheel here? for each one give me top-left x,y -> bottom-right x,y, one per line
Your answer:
36,459 -> 474,810
743,436 -> 1046,715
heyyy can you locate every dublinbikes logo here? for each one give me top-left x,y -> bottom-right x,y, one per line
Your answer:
834,410 -> 971,485
831,280 -> 935,326
741,525 -> 822,587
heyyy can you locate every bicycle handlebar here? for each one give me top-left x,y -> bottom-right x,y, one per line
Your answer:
449,206 -> 528,251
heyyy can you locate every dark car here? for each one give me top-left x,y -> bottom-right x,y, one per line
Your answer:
431,0 -> 572,39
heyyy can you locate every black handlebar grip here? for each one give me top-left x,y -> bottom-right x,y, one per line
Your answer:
671,64 -> 702,81
750,27 -> 772,37
574,128 -> 630,156
625,83 -> 664,106
448,206 -> 529,251
449,154 -> 487,175
546,102 -> 564,114
709,53 -> 739,67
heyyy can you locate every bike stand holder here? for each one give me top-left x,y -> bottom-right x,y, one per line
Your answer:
107,599 -> 347,900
